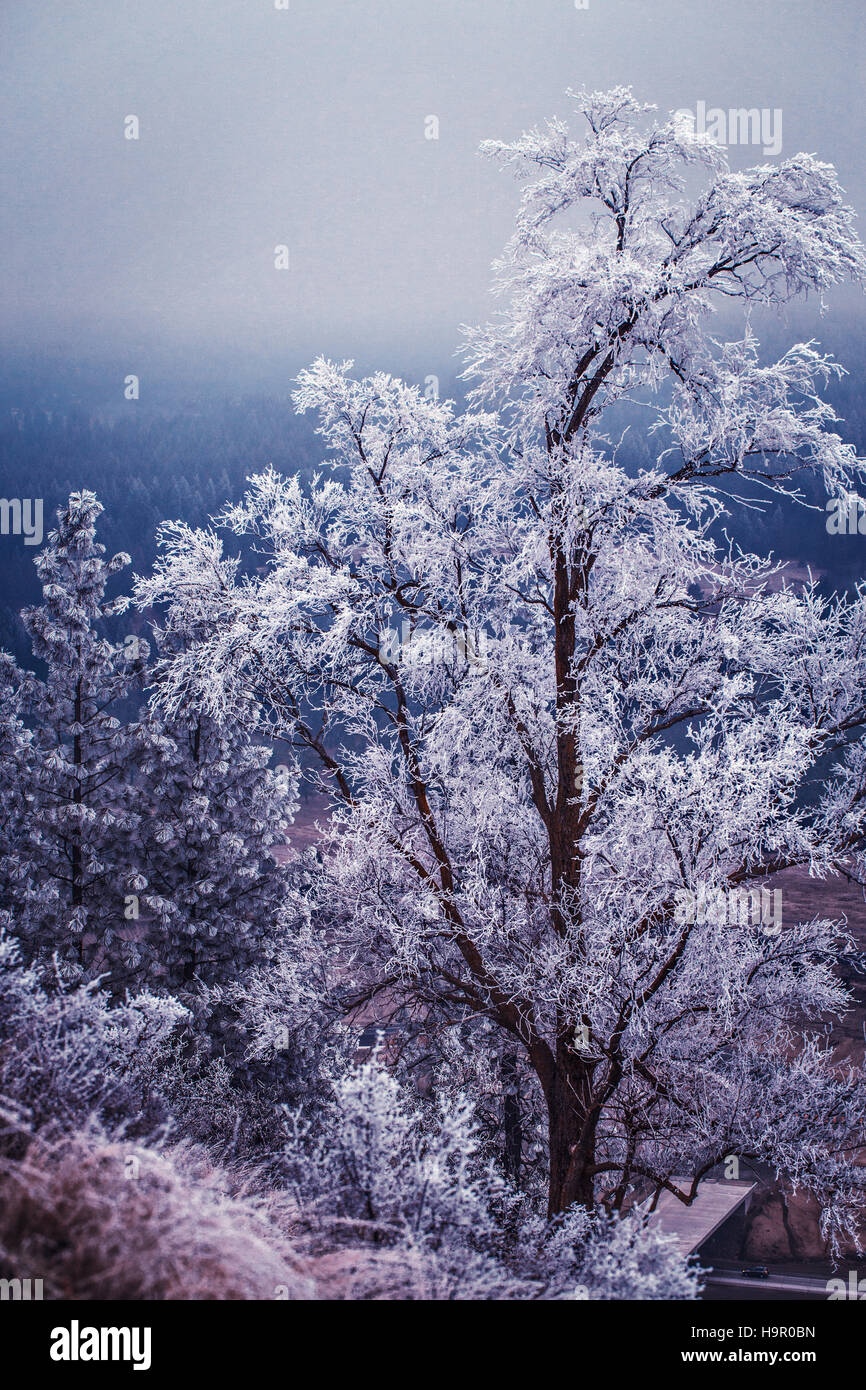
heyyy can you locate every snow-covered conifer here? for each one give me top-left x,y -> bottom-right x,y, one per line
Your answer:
130,687 -> 298,1020
15,492 -> 147,985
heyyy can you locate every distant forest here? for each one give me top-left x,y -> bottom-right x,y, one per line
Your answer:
0,396 -> 323,662
3,337 -> 866,667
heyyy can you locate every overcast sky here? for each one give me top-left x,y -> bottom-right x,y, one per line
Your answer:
1,0 -> 864,397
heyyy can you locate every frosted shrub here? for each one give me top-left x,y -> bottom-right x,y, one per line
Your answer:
281,1063 -> 519,1292
516,1205 -> 702,1300
281,1062 -> 699,1299
0,929 -> 186,1140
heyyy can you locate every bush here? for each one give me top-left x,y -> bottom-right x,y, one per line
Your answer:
0,930 -> 185,1141
281,1062 -> 702,1300
0,1128 -> 313,1300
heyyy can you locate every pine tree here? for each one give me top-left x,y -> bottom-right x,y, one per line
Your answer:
0,652 -> 53,935
132,667 -> 298,1029
16,491 -> 147,984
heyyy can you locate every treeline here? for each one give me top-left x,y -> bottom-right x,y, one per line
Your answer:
0,398 -> 322,660
3,343 -> 865,670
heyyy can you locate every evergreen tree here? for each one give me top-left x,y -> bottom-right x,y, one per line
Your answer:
132,665 -> 299,1027
16,491 -> 147,984
0,652 -> 52,935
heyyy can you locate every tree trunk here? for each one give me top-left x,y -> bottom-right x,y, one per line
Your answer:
545,1033 -> 597,1217
73,676 -> 84,965
501,1049 -> 523,1183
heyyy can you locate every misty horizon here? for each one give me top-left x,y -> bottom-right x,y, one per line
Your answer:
3,0 -> 865,410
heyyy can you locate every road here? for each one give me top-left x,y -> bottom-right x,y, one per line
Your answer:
703,1270 -> 833,1301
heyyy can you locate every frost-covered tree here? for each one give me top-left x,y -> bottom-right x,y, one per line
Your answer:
131,680 -> 298,1012
135,88 -> 866,1244
14,492 -> 147,984
0,653 -> 50,935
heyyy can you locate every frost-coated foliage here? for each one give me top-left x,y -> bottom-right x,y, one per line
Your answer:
522,1206 -> 701,1301
0,652 -> 50,935
11,492 -> 149,985
0,929 -> 186,1138
0,936 -> 697,1299
2,493 -> 304,1017
281,1062 -> 699,1300
131,676 -> 298,1009
285,1062 -> 502,1241
0,1128 -> 314,1301
224,899 -> 350,1103
136,87 -> 866,1244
